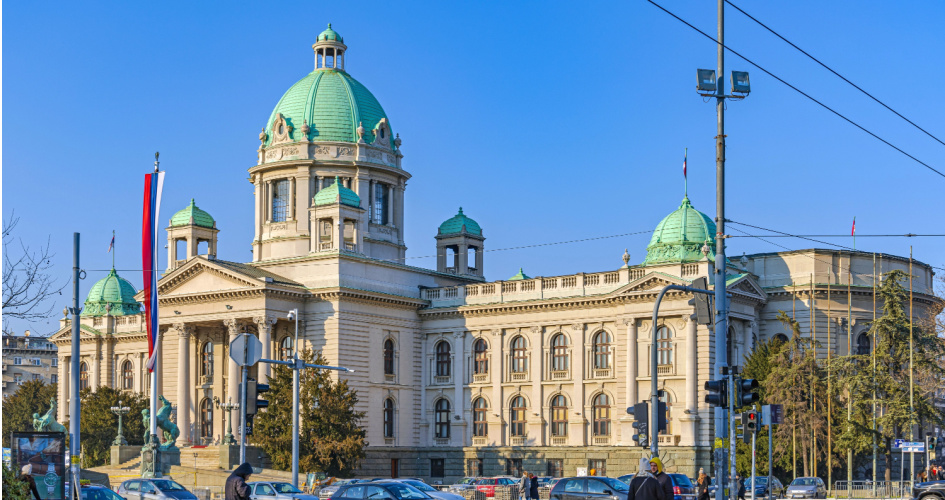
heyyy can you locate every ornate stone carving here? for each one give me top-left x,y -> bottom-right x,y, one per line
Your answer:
301,119 -> 310,136
571,324 -> 583,331
258,127 -> 267,144
367,150 -> 382,160
393,133 -> 402,149
387,153 -> 397,165
357,121 -> 366,143
269,223 -> 288,231
270,113 -> 293,144
337,146 -> 354,157
313,145 -> 330,155
529,326 -> 539,333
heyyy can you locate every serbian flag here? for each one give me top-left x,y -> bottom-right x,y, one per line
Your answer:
107,234 -> 115,253
851,216 -> 856,236
142,170 -> 165,371
683,149 -> 688,179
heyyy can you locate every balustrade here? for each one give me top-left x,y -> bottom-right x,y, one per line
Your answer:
592,436 -> 611,445
585,275 -> 600,286
550,436 -> 567,446
562,277 -> 577,288
551,370 -> 569,381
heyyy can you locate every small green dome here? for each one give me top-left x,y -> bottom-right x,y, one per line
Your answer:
314,177 -> 361,208
170,199 -> 215,228
508,268 -> 530,281
317,23 -> 343,42
264,61 -> 393,148
84,269 -> 141,317
438,207 -> 482,236
643,196 -> 717,265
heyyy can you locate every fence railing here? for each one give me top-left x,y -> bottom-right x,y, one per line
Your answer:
830,481 -> 912,499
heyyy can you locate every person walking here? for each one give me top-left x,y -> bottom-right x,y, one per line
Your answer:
529,473 -> 540,500
520,471 -> 530,500
18,465 -> 42,500
735,475 -> 746,500
649,458 -> 674,500
225,462 -> 253,500
629,457 -> 667,500
696,470 -> 710,500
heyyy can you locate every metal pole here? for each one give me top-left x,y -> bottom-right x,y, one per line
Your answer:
239,332 -> 248,464
714,1 -> 730,499
872,253 -> 877,495
847,267 -> 853,495
909,248 -> 914,489
292,309 -> 300,487
751,405 -> 757,500
768,418 -> 773,500
69,233 -> 82,497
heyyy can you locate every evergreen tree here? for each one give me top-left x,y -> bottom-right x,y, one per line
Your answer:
253,349 -> 366,477
77,386 -> 148,467
1,380 -> 58,447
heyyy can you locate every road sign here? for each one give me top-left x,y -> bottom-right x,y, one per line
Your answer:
893,439 -> 925,452
230,333 -> 262,366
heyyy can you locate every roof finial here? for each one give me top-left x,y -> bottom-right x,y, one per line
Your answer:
458,207 -> 463,214
327,22 -> 332,29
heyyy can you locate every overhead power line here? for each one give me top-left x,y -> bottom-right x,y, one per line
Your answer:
645,0 -> 945,180
724,0 -> 945,149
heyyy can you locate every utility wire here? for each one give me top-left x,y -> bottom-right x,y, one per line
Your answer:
724,0 -> 945,149
728,234 -> 944,238
645,0 -> 945,180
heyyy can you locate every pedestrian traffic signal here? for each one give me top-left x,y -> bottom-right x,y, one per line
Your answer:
688,277 -> 714,326
929,437 -> 938,460
631,402 -> 649,448
705,379 -> 728,407
746,411 -> 758,433
738,378 -> 759,407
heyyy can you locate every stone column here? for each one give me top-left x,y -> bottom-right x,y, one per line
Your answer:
475,246 -> 483,275
686,318 -> 698,412
253,175 -> 263,261
394,181 -> 405,235
224,319 -> 241,409
368,179 -> 375,221
419,335 -> 428,446
458,244 -> 469,275
452,331 -> 464,446
529,328 -> 543,446
626,320 -> 638,406
104,336 -> 115,387
491,330 -> 503,446
387,185 -> 395,227
92,339 -> 102,390
176,324 -> 193,446
336,217 -> 344,250
296,170 -> 310,232
255,316 -> 275,384
289,177 -> 297,220
265,181 -> 273,223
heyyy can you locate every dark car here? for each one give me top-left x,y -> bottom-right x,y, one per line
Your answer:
617,473 -> 695,500
329,481 -> 433,500
913,480 -> 945,500
745,477 -> 784,499
118,479 -> 197,500
550,476 -> 630,500
784,478 -> 826,499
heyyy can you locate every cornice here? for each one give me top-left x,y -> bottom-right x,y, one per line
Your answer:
311,287 -> 425,310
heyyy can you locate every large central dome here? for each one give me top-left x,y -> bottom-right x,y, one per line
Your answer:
263,25 -> 392,148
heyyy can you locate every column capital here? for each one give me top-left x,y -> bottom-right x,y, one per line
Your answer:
253,316 -> 277,332
172,323 -> 195,338
223,318 -> 241,336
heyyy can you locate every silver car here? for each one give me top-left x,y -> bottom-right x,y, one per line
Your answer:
249,481 -> 320,500
117,479 -> 197,500
785,478 -> 826,499
383,479 -> 464,500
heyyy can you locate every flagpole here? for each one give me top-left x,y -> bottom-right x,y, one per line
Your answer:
684,147 -> 688,197
151,154 -> 160,459
112,230 -> 116,269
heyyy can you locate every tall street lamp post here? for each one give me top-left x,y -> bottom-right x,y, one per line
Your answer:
110,401 -> 131,446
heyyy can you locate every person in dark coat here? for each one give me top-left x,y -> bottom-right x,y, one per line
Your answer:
18,464 -> 42,500
225,462 -> 253,500
736,475 -> 746,500
529,473 -> 540,500
649,458 -> 674,500
629,458 -> 667,500
696,470 -> 710,500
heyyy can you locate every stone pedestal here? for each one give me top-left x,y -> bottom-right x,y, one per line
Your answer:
140,445 -> 182,477
159,448 -> 181,474
218,444 -> 268,470
111,445 -> 143,467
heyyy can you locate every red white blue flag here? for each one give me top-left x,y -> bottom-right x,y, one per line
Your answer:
851,216 -> 856,236
142,171 -> 165,372
683,149 -> 688,179
108,234 -> 115,253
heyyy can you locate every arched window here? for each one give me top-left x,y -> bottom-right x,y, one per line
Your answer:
551,334 -> 568,372
272,179 -> 290,222
121,360 -> 134,390
856,333 -> 871,355
434,399 -> 451,438
199,398 -> 213,443
592,393 -> 611,436
474,339 -> 489,375
657,326 -> 674,366
383,398 -> 395,438
280,337 -> 293,361
510,336 -> 527,373
201,342 -> 214,377
550,395 -> 568,437
79,362 -> 89,390
772,333 -> 789,345
593,331 -> 612,369
473,397 -> 489,437
435,341 -> 451,377
384,339 -> 395,375
510,396 -> 526,437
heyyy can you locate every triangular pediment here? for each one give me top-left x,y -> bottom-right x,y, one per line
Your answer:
151,259 -> 264,298
617,272 -> 690,294
727,273 -> 767,301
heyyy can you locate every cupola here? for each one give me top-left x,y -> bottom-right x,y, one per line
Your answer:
313,177 -> 361,208
167,199 -> 219,271
313,23 -> 347,71
436,207 -> 485,277
84,269 -> 140,317
642,196 -> 716,265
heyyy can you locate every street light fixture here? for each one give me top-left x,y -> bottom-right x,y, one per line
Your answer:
110,400 -> 131,446
696,69 -> 717,92
731,71 -> 751,94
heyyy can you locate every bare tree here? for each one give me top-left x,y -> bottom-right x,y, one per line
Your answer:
2,211 -> 67,331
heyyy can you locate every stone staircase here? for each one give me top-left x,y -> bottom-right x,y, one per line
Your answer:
178,446 -> 224,470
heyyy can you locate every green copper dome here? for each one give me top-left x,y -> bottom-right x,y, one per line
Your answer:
264,69 -> 392,148
508,268 -> 530,281
438,208 -> 482,236
317,23 -> 343,42
170,199 -> 215,228
642,196 -> 717,265
84,269 -> 141,317
314,177 -> 361,208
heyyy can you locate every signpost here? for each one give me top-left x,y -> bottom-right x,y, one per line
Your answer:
762,405 -> 782,500
229,332 -> 262,463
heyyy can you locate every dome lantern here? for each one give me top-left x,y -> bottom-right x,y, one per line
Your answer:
313,23 -> 348,71
435,207 -> 485,278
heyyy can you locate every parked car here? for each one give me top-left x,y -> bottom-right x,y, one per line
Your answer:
448,478 -> 480,494
912,480 -> 945,500
249,481 -> 320,500
475,477 -> 519,498
550,476 -> 630,500
784,478 -> 826,499
328,481 -> 433,500
617,473 -> 695,500
320,480 -> 368,499
745,477 -> 784,499
118,479 -> 197,500
383,479 -> 464,500
81,484 -> 126,500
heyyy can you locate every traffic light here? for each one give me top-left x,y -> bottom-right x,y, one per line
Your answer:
688,277 -> 714,326
738,378 -> 760,407
746,410 -> 759,434
631,402 -> 649,448
243,378 -> 271,415
705,379 -> 728,407
930,437 -> 938,460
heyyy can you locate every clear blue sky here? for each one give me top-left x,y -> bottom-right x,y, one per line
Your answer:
4,0 -> 944,335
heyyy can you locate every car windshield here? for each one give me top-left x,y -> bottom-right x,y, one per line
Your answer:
383,483 -> 431,500
476,479 -> 493,485
670,475 -> 693,487
458,478 -> 477,485
790,479 -> 817,486
402,481 -> 435,492
597,477 -> 629,492
273,483 -> 303,494
84,489 -> 123,500
152,480 -> 186,491
747,478 -> 768,485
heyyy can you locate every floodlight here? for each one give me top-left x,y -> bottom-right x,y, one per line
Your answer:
731,71 -> 751,93
697,69 -> 717,92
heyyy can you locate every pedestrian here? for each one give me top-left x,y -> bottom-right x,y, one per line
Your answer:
225,462 -> 253,500
696,470 -> 710,500
736,475 -> 746,500
17,464 -> 42,500
649,457 -> 674,500
529,473 -> 540,500
629,457 -> 667,500
520,471 -> 529,500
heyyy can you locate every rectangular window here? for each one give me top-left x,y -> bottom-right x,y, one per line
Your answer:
547,459 -> 564,478
32,374 -> 42,380
430,458 -> 445,478
31,358 -> 41,366
13,357 -> 22,365
466,458 -> 483,477
505,458 -> 523,477
374,183 -> 388,224
51,358 -> 58,367
588,459 -> 606,477
51,375 -> 58,383
272,179 -> 290,222
391,458 -> 399,478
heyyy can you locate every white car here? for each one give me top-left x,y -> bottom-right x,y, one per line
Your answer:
249,481 -> 320,500
382,479 -> 464,500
